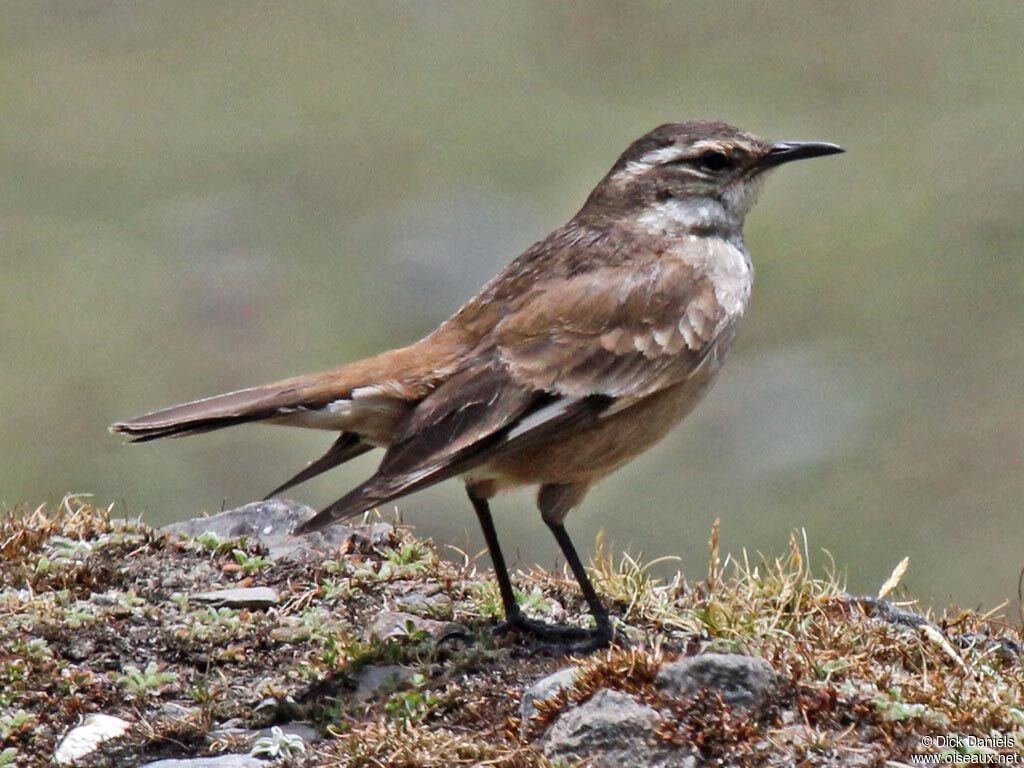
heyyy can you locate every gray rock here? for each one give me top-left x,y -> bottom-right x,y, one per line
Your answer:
54,713 -> 132,765
191,587 -> 279,609
540,689 -> 683,768
656,653 -> 777,707
156,702 -> 199,722
354,664 -> 417,701
206,717 -> 255,745
251,695 -> 305,725
393,589 -> 453,617
365,610 -> 469,642
520,666 -> 578,730
141,756 -> 265,768
163,499 -> 392,561
205,725 -> 256,744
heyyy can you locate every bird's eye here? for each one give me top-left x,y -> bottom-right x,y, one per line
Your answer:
698,151 -> 731,172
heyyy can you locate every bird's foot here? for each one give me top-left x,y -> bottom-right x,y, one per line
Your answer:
492,613 -> 614,652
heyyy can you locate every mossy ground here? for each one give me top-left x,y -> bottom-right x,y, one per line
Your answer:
1,498 -> 1022,767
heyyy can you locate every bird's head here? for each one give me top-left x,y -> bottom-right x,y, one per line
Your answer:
580,120 -> 843,234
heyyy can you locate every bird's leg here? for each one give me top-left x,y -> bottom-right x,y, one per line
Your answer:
466,487 -> 521,625
545,519 -> 612,648
467,486 -> 593,644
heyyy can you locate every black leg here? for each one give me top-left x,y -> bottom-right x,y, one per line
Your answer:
467,488 -> 521,624
546,520 -> 612,647
467,486 -> 609,649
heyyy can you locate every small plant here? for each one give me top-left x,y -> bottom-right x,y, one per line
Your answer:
250,725 -> 306,758
231,548 -> 271,574
319,578 -> 357,601
62,602 -> 96,626
383,674 -> 438,724
114,591 -> 145,609
812,658 -> 850,681
0,709 -> 35,739
320,554 -> 352,576
469,581 -> 504,619
13,637 -> 50,664
396,620 -> 432,644
388,541 -> 431,566
271,606 -> 349,646
45,536 -> 94,561
0,660 -> 26,691
56,668 -> 100,698
361,541 -> 434,580
872,688 -> 947,725
0,748 -> 18,767
192,531 -> 228,552
517,585 -> 553,616
590,532 -> 687,628
470,582 -> 551,620
320,635 -> 345,669
115,662 -> 178,696
191,531 -> 248,555
186,607 -> 244,641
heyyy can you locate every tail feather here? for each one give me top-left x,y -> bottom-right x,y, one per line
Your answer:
110,383 -> 318,442
263,433 -> 374,500
110,344 -> 444,443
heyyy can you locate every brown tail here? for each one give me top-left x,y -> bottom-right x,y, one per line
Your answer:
110,379 -> 328,442
110,343 -> 441,443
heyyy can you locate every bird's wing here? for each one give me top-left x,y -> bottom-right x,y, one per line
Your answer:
296,256 -> 731,533
494,257 -> 728,399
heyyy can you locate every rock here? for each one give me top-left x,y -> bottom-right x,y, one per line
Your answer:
656,653 -> 777,707
63,635 -> 97,661
54,713 -> 132,765
156,702 -> 199,723
540,689 -> 683,768
520,666 -> 578,732
365,610 -> 469,642
206,718 -> 256,744
163,499 -> 393,561
354,664 -> 417,701
393,589 -> 453,617
141,756 -> 265,768
190,587 -> 279,609
251,695 -> 306,725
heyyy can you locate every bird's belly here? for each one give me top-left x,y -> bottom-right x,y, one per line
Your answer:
472,359 -> 721,490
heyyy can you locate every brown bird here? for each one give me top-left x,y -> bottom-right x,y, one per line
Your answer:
112,120 -> 842,648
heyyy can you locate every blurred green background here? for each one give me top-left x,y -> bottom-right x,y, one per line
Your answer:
4,1 -> 1023,612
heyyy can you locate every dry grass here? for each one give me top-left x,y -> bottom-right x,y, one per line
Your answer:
1,499 -> 1021,766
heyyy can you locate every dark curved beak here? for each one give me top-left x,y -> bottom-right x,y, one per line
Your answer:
757,141 -> 844,171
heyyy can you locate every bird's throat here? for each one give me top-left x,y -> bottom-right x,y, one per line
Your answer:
632,177 -> 765,238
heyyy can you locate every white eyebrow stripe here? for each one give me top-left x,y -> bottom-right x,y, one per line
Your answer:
623,160 -> 653,176
636,145 -> 687,166
619,147 -> 686,177
626,139 -> 746,177
690,139 -> 733,153
617,142 -> 731,180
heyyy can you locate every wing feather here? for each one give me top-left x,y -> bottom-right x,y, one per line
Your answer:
495,259 -> 726,398
297,242 -> 739,534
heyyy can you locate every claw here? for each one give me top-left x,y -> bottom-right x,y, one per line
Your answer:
491,614 -> 613,651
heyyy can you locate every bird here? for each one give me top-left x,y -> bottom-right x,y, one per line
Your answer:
112,120 -> 843,649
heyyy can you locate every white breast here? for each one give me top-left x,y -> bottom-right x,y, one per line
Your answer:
689,235 -> 753,320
